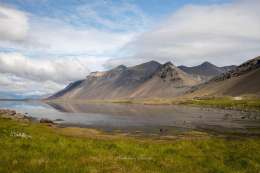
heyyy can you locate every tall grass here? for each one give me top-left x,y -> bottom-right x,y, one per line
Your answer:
1,117 -> 260,173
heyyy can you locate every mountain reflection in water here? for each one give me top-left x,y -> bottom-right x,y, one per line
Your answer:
47,102 -> 260,135
0,101 -> 260,135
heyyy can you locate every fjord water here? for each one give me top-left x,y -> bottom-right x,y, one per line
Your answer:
0,101 -> 260,135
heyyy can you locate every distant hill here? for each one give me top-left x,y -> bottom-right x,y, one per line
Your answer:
186,56 -> 260,97
49,61 -> 200,100
0,91 -> 45,100
179,62 -> 236,81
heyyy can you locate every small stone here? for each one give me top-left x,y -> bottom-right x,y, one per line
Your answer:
9,110 -> 16,115
55,118 -> 64,121
40,118 -> 54,124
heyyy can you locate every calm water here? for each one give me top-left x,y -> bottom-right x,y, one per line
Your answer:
0,101 -> 260,135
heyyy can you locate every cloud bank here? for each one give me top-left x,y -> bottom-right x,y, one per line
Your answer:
110,0 -> 260,66
0,53 -> 94,83
0,52 -> 109,97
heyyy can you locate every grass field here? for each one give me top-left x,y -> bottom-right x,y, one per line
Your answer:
1,115 -> 260,173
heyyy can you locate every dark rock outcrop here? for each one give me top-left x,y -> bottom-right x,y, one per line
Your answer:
214,56 -> 260,81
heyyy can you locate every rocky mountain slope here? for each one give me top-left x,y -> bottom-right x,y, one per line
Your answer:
186,56 -> 260,97
49,61 -> 199,100
179,62 -> 236,81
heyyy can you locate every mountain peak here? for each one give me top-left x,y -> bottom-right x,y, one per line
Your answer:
132,60 -> 161,71
163,61 -> 173,66
159,62 -> 181,80
179,61 -> 224,79
200,61 -> 216,67
114,65 -> 127,71
145,60 -> 161,66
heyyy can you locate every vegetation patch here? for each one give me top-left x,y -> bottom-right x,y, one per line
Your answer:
182,97 -> 260,111
1,114 -> 260,172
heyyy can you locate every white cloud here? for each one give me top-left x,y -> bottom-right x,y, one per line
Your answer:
76,1 -> 149,32
28,18 -> 136,55
0,52 -> 111,96
0,52 -> 108,84
0,16 -> 136,56
0,5 -> 28,41
0,73 -> 63,96
118,0 -> 260,66
0,2 -> 143,56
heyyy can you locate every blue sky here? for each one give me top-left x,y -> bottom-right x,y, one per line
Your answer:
0,0 -> 232,38
0,0 -> 259,98
3,0 -> 229,18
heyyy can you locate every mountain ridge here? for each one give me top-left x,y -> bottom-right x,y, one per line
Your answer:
49,61 -> 199,100
178,62 -> 236,81
185,56 -> 260,97
49,56 -> 260,100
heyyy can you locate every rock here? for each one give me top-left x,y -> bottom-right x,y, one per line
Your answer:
159,128 -> 168,133
9,110 -> 16,115
24,115 -> 35,121
40,118 -> 54,124
0,109 -> 34,123
0,109 -> 16,117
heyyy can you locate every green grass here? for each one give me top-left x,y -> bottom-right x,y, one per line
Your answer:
181,97 -> 260,111
1,116 -> 260,172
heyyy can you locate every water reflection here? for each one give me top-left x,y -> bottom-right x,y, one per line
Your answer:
0,101 -> 260,135
50,102 -> 260,133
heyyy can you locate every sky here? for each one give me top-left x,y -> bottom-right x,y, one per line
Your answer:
0,0 -> 260,98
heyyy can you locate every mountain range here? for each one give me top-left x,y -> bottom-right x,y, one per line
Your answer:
186,56 -> 260,97
178,62 -> 236,81
49,56 -> 260,100
49,61 -> 199,99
